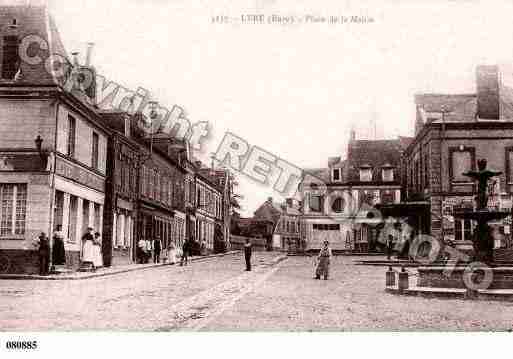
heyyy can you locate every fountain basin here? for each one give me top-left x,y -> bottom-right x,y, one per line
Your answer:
417,265 -> 513,290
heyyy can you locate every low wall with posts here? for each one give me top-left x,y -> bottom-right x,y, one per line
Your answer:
230,235 -> 267,251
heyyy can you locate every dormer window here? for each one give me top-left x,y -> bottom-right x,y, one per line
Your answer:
359,165 -> 372,182
2,35 -> 20,80
332,168 -> 341,182
124,117 -> 131,138
382,164 -> 394,182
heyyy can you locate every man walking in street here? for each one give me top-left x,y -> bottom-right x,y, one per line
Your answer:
180,238 -> 190,266
153,236 -> 162,264
244,238 -> 252,271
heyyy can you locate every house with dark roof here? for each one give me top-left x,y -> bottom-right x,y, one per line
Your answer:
253,197 -> 301,251
300,130 -> 410,252
0,4 -> 111,273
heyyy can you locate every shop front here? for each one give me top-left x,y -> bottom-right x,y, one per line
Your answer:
137,204 -> 185,261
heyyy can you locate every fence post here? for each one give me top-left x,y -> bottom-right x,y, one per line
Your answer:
386,266 -> 396,287
398,266 -> 409,293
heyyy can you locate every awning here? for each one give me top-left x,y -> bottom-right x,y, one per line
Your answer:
374,201 -> 430,218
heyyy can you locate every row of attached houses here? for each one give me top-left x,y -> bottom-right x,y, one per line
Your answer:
0,4 -> 231,274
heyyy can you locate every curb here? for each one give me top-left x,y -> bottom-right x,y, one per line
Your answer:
385,286 -> 513,302
0,251 -> 241,281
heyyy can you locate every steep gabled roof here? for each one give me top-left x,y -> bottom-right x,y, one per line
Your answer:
345,138 -> 405,183
0,4 -> 70,86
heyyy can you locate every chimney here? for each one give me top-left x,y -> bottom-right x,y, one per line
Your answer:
85,42 -> 94,67
71,52 -> 80,67
476,65 -> 500,120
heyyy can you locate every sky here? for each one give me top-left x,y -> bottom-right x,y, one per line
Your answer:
41,0 -> 513,216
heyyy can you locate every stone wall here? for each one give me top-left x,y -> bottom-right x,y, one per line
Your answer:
0,249 -> 39,274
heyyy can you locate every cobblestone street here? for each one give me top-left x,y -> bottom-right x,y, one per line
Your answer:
1,253 -> 512,331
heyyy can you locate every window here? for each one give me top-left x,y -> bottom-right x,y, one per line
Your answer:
68,195 -> 78,243
67,115 -> 76,157
124,117 -> 131,137
450,148 -> 474,183
359,168 -> 372,182
332,168 -> 341,182
455,219 -> 473,241
2,35 -> 19,80
309,195 -> 323,212
0,184 -> 27,236
313,224 -> 340,231
91,132 -> 99,169
424,154 -> 430,189
382,168 -> 394,182
154,171 -> 160,201
506,148 -> 513,192
381,191 -> 395,205
331,197 -> 344,213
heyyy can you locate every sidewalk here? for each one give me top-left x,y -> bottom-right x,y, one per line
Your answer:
0,251 -> 240,281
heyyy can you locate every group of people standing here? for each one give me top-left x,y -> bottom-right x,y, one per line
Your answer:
136,236 -> 194,266
32,226 -> 103,275
137,237 -> 160,264
81,227 -> 103,270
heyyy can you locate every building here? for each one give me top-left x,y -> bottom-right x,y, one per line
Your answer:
0,4 -> 110,273
100,110 -> 142,266
231,216 -> 274,246
137,136 -> 187,259
396,65 -> 513,258
195,168 -> 223,253
300,131 -> 409,252
254,197 -> 301,251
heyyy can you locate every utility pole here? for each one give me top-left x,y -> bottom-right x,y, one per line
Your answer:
439,105 -> 450,243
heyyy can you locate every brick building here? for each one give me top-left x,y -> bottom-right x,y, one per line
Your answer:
399,65 -> 513,257
0,5 -> 110,273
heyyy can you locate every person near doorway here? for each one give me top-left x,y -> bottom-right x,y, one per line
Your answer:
145,239 -> 153,263
244,238 -> 252,271
167,241 -> 177,264
153,236 -> 162,264
93,232 -> 103,269
33,232 -> 50,276
82,227 -> 96,270
137,238 -> 146,264
200,239 -> 207,256
180,238 -> 191,266
52,225 -> 66,267
315,240 -> 332,280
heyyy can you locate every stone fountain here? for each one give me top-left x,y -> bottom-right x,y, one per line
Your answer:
415,158 -> 513,293
455,158 -> 509,263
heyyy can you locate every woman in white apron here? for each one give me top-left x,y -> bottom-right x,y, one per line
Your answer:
82,227 -> 96,268
167,241 -> 177,264
93,232 -> 103,268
